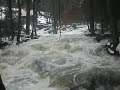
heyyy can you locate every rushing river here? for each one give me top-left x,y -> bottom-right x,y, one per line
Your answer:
0,25 -> 120,90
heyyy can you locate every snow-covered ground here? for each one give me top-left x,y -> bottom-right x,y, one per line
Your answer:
0,25 -> 120,90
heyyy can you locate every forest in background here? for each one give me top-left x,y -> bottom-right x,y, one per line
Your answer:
1,0 -> 120,90
0,0 -> 120,55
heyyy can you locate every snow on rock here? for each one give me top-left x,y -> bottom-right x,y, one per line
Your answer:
0,25 -> 120,90
0,12 -> 5,20
38,16 -> 47,24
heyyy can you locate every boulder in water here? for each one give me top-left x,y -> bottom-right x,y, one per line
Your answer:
0,75 -> 5,90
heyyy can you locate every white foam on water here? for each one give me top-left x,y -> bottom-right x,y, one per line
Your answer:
0,25 -> 120,90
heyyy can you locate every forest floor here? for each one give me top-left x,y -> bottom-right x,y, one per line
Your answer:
0,25 -> 120,90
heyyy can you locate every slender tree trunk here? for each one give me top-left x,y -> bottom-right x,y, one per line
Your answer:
89,0 -> 95,36
8,0 -> 14,40
31,0 -> 36,38
53,0 -> 57,34
83,1 -> 89,29
26,0 -> 31,35
113,17 -> 119,50
34,0 -> 38,36
33,0 -> 38,36
17,0 -> 22,43
58,0 -> 61,36
34,9 -> 37,36
107,0 -> 119,49
100,0 -> 105,34
100,9 -> 104,34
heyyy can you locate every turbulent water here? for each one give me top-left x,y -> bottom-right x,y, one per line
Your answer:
0,25 -> 120,90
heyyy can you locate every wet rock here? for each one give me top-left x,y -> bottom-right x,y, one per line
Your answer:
36,59 -> 56,75
32,36 -> 39,39
0,75 -> 5,90
95,34 -> 111,42
0,42 -> 9,49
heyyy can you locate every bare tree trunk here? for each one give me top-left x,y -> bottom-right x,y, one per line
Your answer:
83,1 -> 89,29
53,0 -> 57,34
58,0 -> 62,36
8,0 -> 14,40
34,8 -> 37,36
89,0 -> 95,36
106,0 -> 119,53
112,17 -> 119,50
31,0 -> 35,38
26,0 -> 31,35
100,0 -> 105,34
100,10 -> 104,34
17,0 -> 22,43
32,0 -> 38,38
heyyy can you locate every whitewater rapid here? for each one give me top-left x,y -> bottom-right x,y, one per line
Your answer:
0,25 -> 120,90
